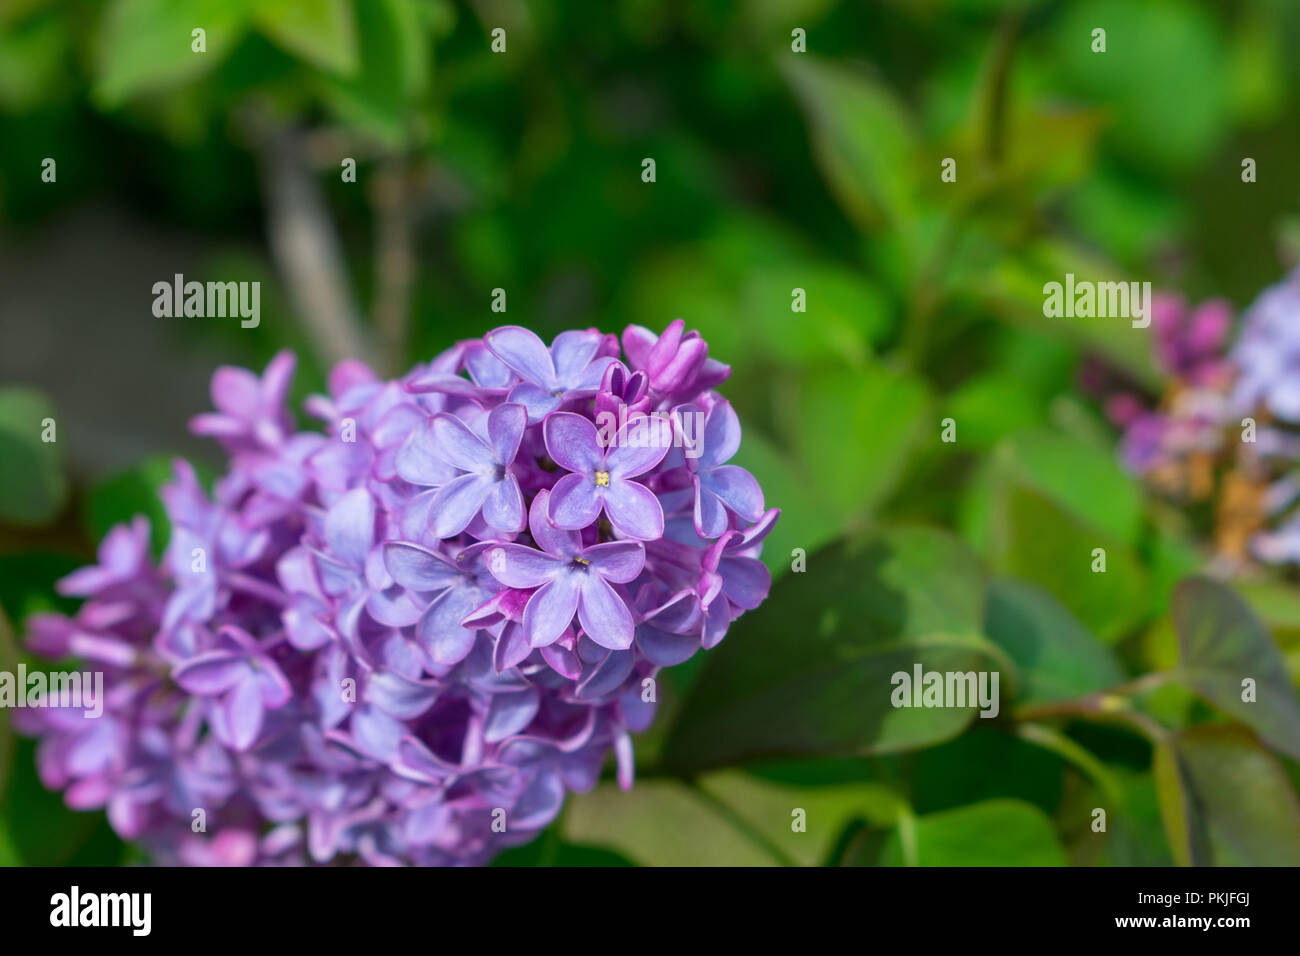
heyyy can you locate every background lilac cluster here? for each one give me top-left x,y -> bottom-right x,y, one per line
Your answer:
1082,266 -> 1300,566
17,320 -> 777,866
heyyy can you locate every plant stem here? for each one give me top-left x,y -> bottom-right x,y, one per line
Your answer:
370,158 -> 414,376
258,125 -> 375,370
1015,722 -> 1122,802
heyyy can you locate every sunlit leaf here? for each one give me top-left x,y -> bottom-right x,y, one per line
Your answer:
662,527 -> 1010,772
95,0 -> 252,106
879,798 -> 1066,866
255,0 -> 358,75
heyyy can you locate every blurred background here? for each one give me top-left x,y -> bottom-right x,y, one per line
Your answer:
1,0 -> 1299,866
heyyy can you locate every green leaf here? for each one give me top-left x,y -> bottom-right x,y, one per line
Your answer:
322,0 -> 427,146
879,799 -> 1066,866
1052,0 -> 1228,174
1064,767 -> 1173,866
562,781 -> 782,866
1154,725 -> 1300,866
0,387 -> 67,526
698,770 -> 905,866
975,240 -> 1159,389
730,430 -> 841,577
741,263 -> 892,366
995,429 -> 1142,544
979,433 -> 1150,642
255,0 -> 358,75
1171,577 -> 1300,760
0,15 -> 71,111
944,373 -> 1044,450
790,362 -> 931,523
984,577 -> 1125,707
781,56 -> 917,230
95,0 -> 252,106
661,527 -> 1009,773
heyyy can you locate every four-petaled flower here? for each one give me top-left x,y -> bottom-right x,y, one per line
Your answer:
544,411 -> 670,540
173,625 -> 292,751
485,325 -> 616,422
677,400 -> 765,537
486,492 -> 645,649
426,403 -> 528,538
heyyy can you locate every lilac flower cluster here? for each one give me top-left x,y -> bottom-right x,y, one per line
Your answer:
1083,268 -> 1300,566
1082,293 -> 1235,476
18,321 -> 777,865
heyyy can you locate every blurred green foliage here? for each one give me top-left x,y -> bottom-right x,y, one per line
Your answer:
2,0 -> 1300,865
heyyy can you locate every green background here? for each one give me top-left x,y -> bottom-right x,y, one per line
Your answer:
1,0 -> 1299,866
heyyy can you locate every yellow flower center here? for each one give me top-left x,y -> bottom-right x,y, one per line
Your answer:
594,470 -> 610,487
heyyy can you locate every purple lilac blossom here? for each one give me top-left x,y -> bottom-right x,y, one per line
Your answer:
19,320 -> 777,866
1231,266 -> 1300,424
1098,273 -> 1300,569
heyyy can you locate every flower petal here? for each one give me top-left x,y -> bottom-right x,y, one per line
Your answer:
527,489 -> 583,558
721,554 -> 771,610
576,647 -> 635,700
486,402 -> 527,465
636,625 -> 699,666
605,418 -> 671,477
482,473 -> 526,533
577,574 -> 635,650
173,653 -> 248,696
485,543 -> 563,588
395,421 -> 458,488
702,464 -> 765,522
583,540 -> 645,583
701,400 -> 742,468
604,478 -> 665,540
547,472 -> 603,530
523,574 -> 581,647
505,382 -> 562,423
324,488 -> 375,570
693,479 -> 729,538
485,325 -> 556,387
429,413 -> 494,472
543,412 -> 603,474
382,542 -> 462,592
550,330 -> 602,384
483,687 -> 540,742
220,678 -> 265,751
365,669 -> 440,719
428,472 -> 493,539
416,586 -> 480,666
